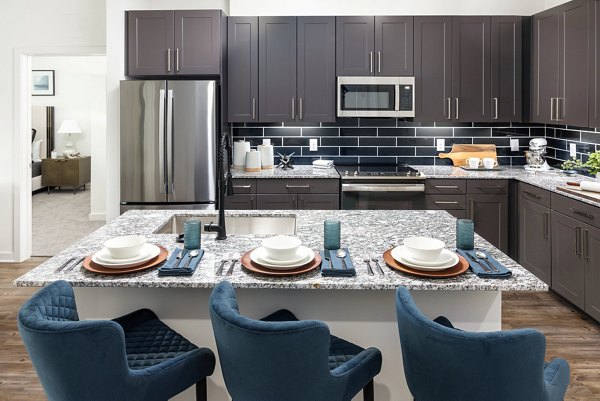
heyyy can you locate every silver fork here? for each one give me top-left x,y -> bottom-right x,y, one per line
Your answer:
216,253 -> 230,276
64,256 -> 85,273
226,252 -> 240,276
370,253 -> 385,276
363,255 -> 375,276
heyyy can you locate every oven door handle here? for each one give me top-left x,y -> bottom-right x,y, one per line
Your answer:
342,183 -> 425,192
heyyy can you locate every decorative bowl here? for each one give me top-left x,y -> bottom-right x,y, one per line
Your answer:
261,235 -> 302,261
402,237 -> 445,262
104,235 -> 147,260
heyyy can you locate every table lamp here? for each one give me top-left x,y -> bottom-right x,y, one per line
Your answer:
57,119 -> 82,157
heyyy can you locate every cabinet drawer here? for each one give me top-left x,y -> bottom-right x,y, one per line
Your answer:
256,194 -> 296,210
552,192 -> 600,229
425,195 -> 467,210
297,194 -> 339,210
519,182 -> 551,208
467,179 -> 509,195
425,179 -> 466,194
257,179 -> 339,194
231,179 -> 256,194
224,195 -> 256,210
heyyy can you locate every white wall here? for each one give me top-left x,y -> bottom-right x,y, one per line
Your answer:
1,0 -> 105,261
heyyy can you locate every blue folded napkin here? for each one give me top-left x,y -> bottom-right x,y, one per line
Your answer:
456,249 -> 512,279
320,248 -> 356,277
158,248 -> 204,277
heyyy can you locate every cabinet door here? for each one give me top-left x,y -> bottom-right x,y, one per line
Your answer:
127,11 -> 174,76
228,17 -> 259,122
297,194 -> 339,210
414,17 -> 453,122
468,194 -> 508,253
174,10 -> 221,75
257,194 -> 296,210
584,224 -> 600,321
491,16 -> 522,122
531,8 -> 559,124
519,197 -> 551,283
375,16 -> 414,76
452,16 -> 491,122
224,195 -> 256,210
336,16 -> 375,76
297,17 -> 336,123
589,0 -> 600,127
558,0 -> 589,126
259,17 -> 297,122
551,211 -> 586,309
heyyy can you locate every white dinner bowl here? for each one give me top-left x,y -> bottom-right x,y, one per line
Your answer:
261,235 -> 302,261
402,237 -> 445,262
103,235 -> 147,260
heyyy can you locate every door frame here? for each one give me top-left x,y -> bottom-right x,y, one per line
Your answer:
12,46 -> 105,262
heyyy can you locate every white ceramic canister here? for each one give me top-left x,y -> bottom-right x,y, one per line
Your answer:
258,143 -> 274,170
233,140 -> 250,170
245,150 -> 262,172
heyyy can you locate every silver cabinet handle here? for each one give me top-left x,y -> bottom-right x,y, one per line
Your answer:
576,226 -> 582,256
377,51 -> 381,73
550,98 -> 556,121
544,212 -> 550,239
175,48 -> 180,72
434,201 -> 459,205
291,98 -> 295,120
493,97 -> 499,120
556,98 -> 562,121
370,51 -> 373,74
447,98 -> 452,119
342,183 -> 425,192
524,190 -> 542,199
469,198 -> 475,220
167,48 -> 171,72
233,185 -> 252,189
299,98 -> 303,120
455,98 -> 459,120
583,229 -> 590,260
252,98 -> 256,120
434,185 -> 459,189
286,185 -> 310,189
569,208 -> 595,220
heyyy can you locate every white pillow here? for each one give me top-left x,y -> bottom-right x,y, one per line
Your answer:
32,139 -> 43,162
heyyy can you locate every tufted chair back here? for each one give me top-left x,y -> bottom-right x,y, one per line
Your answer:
209,281 -> 341,401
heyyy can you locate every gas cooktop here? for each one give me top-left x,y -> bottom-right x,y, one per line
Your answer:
337,164 -> 425,179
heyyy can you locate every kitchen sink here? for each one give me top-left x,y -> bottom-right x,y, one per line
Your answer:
154,215 -> 297,236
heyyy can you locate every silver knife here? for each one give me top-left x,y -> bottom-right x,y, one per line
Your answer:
64,256 -> 85,273
55,257 -> 75,273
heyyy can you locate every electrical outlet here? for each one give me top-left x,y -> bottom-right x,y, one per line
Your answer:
436,138 -> 445,151
570,143 -> 577,158
510,138 -> 520,151
309,138 -> 318,151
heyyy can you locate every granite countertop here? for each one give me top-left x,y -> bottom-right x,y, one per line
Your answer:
231,165 -> 339,179
15,209 -> 547,292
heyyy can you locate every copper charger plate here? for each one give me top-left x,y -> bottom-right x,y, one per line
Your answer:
83,246 -> 168,275
383,249 -> 469,278
241,249 -> 322,276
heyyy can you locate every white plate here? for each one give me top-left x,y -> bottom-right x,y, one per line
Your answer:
92,244 -> 160,269
250,246 -> 314,270
255,246 -> 308,266
95,243 -> 157,264
398,246 -> 455,266
391,246 -> 459,271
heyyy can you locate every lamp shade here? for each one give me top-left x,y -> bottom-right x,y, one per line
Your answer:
57,120 -> 82,134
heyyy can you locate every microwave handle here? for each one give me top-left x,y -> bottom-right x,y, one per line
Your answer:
395,85 -> 400,111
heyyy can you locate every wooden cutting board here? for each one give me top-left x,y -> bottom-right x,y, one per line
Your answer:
438,144 -> 497,167
557,185 -> 600,203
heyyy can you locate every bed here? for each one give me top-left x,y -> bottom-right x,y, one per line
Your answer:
31,106 -> 54,192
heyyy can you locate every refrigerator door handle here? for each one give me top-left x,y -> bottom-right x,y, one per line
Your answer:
166,89 -> 175,198
158,89 -> 167,194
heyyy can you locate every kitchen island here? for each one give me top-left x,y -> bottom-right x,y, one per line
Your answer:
15,209 -> 546,401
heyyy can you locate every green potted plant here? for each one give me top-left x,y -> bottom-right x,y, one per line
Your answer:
584,151 -> 600,179
560,157 -> 583,174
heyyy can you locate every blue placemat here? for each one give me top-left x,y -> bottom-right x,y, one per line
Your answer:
320,248 -> 356,277
456,249 -> 512,279
158,248 -> 204,277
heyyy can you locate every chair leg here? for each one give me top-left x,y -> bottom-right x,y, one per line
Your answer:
195,378 -> 207,401
363,380 -> 374,401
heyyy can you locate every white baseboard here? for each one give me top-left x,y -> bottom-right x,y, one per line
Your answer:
0,251 -> 17,263
88,212 -> 106,222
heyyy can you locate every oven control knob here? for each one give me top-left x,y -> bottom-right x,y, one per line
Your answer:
344,170 -> 349,176
353,170 -> 358,176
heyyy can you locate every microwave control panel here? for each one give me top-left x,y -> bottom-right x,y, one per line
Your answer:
398,85 -> 414,111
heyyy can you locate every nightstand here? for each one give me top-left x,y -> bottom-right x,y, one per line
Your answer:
42,156 -> 91,194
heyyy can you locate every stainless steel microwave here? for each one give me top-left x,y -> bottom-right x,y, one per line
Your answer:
337,76 -> 415,118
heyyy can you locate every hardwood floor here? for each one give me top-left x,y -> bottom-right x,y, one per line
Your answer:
1,260 -> 599,400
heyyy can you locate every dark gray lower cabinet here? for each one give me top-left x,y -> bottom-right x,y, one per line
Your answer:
468,194 -> 508,253
584,224 -> 600,321
297,194 -> 339,210
257,195 -> 297,210
519,197 -> 551,283
224,195 -> 256,210
551,211 -> 586,309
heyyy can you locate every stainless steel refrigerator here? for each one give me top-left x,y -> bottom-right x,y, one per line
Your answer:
119,80 -> 217,213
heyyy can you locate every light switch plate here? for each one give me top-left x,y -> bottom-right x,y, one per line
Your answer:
510,138 -> 520,151
309,138 -> 318,151
570,143 -> 577,158
436,138 -> 445,151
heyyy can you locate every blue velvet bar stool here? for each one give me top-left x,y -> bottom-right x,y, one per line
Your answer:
18,280 -> 216,401
209,281 -> 382,401
395,286 -> 570,401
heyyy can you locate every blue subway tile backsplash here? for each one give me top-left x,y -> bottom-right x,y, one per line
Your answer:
230,118 -> 600,167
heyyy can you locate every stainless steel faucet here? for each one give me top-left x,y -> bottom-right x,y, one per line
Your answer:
204,132 -> 233,240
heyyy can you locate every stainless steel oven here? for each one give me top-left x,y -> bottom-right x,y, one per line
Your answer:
337,76 -> 415,118
338,165 -> 426,210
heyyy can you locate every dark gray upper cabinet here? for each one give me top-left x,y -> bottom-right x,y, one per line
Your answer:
452,16 -> 491,122
590,0 -> 600,127
414,16 -> 453,122
374,16 -> 414,76
491,16 -> 522,122
531,8 -> 559,123
228,17 -> 259,122
127,11 -> 174,76
336,16 -> 375,76
127,10 -> 222,77
259,17 -> 297,122
297,17 -> 336,122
